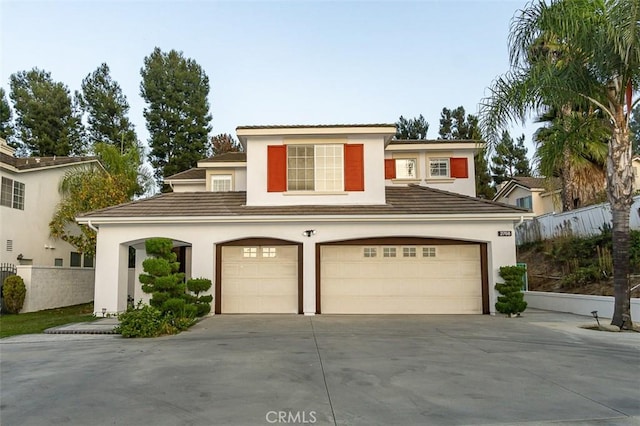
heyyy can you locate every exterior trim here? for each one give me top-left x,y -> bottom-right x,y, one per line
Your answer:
315,236 -> 489,315
215,237 -> 303,314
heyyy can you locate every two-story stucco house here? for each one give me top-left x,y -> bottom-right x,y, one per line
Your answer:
493,177 -> 562,216
0,138 -> 99,268
78,124 -> 532,316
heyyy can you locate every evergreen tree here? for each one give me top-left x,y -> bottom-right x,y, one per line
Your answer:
140,48 -> 212,186
210,133 -> 243,156
9,68 -> 85,156
395,115 -> 429,139
631,104 -> 640,156
437,106 -> 494,198
490,131 -> 531,186
78,63 -> 137,151
0,88 -> 14,144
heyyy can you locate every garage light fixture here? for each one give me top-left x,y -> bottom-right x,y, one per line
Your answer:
591,310 -> 600,327
302,230 -> 316,237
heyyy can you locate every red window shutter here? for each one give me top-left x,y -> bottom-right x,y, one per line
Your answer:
344,144 -> 364,191
384,159 -> 396,179
267,145 -> 287,192
450,157 -> 469,178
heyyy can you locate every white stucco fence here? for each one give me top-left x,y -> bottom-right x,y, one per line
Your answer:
16,266 -> 94,313
524,291 -> 640,319
516,195 -> 640,244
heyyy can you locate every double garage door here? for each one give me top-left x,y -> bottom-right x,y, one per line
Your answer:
219,241 -> 484,314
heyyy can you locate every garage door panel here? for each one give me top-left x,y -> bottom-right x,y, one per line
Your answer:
222,245 -> 298,314
321,244 -> 482,314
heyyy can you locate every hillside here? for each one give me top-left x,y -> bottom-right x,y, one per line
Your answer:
517,233 -> 640,298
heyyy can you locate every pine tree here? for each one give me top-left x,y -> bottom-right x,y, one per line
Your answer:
490,131 -> 531,186
0,88 -> 14,144
9,68 -> 85,156
78,63 -> 137,151
395,115 -> 429,139
140,48 -> 212,186
437,106 -> 494,198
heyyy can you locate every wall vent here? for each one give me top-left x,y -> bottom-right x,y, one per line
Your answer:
6,240 -> 13,252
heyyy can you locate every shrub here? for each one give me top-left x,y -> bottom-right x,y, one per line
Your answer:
3,275 -> 26,314
115,304 -> 168,338
495,265 -> 527,316
186,277 -> 213,317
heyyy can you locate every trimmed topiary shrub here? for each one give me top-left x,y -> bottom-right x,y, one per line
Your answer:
3,275 -> 26,314
139,238 -> 186,315
495,265 -> 528,316
186,277 -> 213,316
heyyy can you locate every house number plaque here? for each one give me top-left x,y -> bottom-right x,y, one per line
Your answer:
498,231 -> 512,237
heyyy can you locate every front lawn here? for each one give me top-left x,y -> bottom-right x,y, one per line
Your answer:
0,303 -> 95,338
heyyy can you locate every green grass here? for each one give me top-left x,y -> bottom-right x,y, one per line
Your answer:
0,303 -> 96,338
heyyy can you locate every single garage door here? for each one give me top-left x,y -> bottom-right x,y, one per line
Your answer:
320,244 -> 482,314
221,245 -> 298,313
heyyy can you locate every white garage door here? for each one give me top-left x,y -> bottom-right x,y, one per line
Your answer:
321,244 -> 482,314
222,245 -> 298,313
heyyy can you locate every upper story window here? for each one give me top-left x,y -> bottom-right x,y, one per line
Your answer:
395,158 -> 417,179
429,158 -> 450,178
1,177 -> 25,210
211,175 -> 232,192
516,195 -> 533,210
287,144 -> 344,192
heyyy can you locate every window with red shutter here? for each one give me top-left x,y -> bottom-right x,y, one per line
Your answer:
450,157 -> 469,178
344,144 -> 364,191
384,159 -> 396,179
267,145 -> 287,192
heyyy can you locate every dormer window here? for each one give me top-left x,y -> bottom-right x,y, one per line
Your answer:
267,144 -> 364,192
395,158 -> 417,179
429,158 -> 449,178
287,145 -> 344,192
211,174 -> 232,192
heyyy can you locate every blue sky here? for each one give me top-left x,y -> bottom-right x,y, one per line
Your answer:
1,0 -> 536,158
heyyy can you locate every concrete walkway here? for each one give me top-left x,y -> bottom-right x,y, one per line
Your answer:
1,310 -> 638,426
44,317 -> 119,334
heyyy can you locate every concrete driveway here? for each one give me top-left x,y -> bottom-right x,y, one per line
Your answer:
1,310 -> 638,426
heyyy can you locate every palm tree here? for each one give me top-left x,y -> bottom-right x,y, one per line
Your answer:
480,0 -> 639,328
534,107 -> 609,210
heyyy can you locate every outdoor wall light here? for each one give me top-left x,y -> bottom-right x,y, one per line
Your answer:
302,230 -> 316,237
591,310 -> 600,326
102,308 -> 107,318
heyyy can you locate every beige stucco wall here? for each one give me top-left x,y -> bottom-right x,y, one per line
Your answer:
633,158 -> 640,192
91,218 -> 519,316
16,266 -> 94,313
245,136 -> 387,206
0,166 -> 84,266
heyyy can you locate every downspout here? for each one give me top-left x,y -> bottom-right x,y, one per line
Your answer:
87,220 -> 98,233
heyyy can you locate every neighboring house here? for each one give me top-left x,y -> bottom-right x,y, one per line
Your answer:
493,177 -> 561,216
0,138 -> 99,268
78,124 -> 532,316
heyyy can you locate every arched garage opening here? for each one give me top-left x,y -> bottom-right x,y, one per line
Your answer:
215,238 -> 303,314
316,237 -> 489,314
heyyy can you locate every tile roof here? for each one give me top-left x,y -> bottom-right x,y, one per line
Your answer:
165,168 -> 206,180
1,152 -> 98,171
388,139 -> 482,145
198,152 -> 247,163
512,177 -> 561,190
236,123 -> 395,130
80,185 -> 528,219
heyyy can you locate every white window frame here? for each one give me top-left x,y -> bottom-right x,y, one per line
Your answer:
262,247 -> 277,258
242,247 -> 258,258
1,177 -> 24,209
395,158 -> 417,179
211,174 -> 232,192
402,247 -> 417,258
383,247 -> 397,258
429,158 -> 450,178
363,247 -> 377,258
422,247 -> 437,258
287,144 -> 344,192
